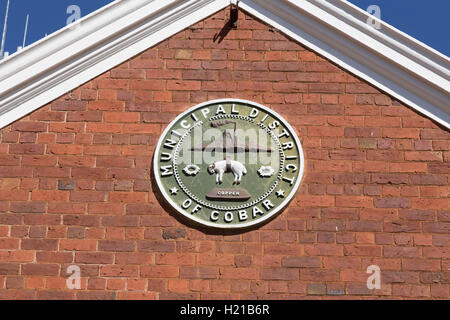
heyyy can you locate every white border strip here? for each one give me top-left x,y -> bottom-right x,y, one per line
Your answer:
153,99 -> 305,229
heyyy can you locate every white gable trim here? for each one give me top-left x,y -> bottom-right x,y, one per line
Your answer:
0,0 -> 449,129
243,0 -> 450,129
0,0 -> 230,129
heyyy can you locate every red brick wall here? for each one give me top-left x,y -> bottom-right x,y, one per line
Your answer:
0,8 -> 449,300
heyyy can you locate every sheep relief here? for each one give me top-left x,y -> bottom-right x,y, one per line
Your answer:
154,99 -> 304,229
208,159 -> 247,185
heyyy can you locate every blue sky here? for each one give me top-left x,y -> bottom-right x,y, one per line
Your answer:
0,0 -> 449,57
0,0 -> 113,55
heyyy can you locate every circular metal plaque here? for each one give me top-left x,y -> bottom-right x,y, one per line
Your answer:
154,99 -> 304,229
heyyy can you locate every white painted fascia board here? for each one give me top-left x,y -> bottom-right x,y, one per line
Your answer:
240,0 -> 450,128
0,0 -> 229,129
0,0 -> 449,130
314,0 -> 449,88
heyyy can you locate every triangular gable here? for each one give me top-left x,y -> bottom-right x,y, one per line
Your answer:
0,0 -> 448,129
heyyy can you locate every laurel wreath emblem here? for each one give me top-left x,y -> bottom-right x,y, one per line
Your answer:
257,166 -> 275,177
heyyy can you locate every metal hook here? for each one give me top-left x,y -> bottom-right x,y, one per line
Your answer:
230,0 -> 240,29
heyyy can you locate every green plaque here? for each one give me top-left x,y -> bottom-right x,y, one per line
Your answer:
154,99 -> 304,229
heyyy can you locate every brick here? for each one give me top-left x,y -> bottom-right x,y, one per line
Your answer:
5,276 -> 24,289
297,195 -> 334,207
259,268 -> 297,281
31,190 -> 69,201
52,100 -> 86,111
114,253 -> 152,266
383,128 -> 419,139
36,252 -> 73,263
308,127 -> 344,137
343,245 -> 381,256
334,173 -> 369,184
389,163 -> 427,173
423,222 -> 450,234
162,228 -> 186,240
372,174 -> 409,185
67,111 -> 102,122
405,151 -> 442,162
301,269 -> 339,281
104,112 -> 139,123
322,257 -> 360,270
411,174 -> 446,185
74,252 -> 113,264
412,199 -> 448,210
141,266 -> 179,278
70,191 -> 106,202
420,129 -> 450,140
60,239 -> 97,251
330,150 -> 365,160
22,264 -> 59,276
76,292 -> 116,300
304,244 -> 342,256
13,122 -> 47,132
428,163 -> 450,174
346,84 -> 379,94
138,240 -> 175,253
336,196 -> 372,208
374,198 -> 411,208
109,192 -> 147,203
86,123 -> 122,133
101,265 -> 139,277
383,247 -> 420,258
384,221 -> 421,233
67,227 -> 85,239
420,272 -> 450,284
10,202 -> 46,213
156,253 -> 194,266
264,243 -> 302,255
123,124 -> 159,134
102,216 -> 139,227
21,239 -> 58,251
0,263 -> 20,275
72,168 -> 107,180
422,247 -> 450,258
403,259 -> 440,271
0,251 -> 34,262
63,215 -> 99,227
98,240 -> 135,252
55,133 -> 75,144
58,180 -> 75,191
346,221 -> 382,232
281,256 -> 321,268
9,144 -> 45,155
0,155 -> 20,166
307,283 -> 326,295
221,267 -> 258,280
49,123 -> 85,133
88,100 -> 124,111
399,209 -> 435,221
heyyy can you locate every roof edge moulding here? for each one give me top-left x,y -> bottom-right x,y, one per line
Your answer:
240,0 -> 450,128
0,0 -> 449,129
0,0 -> 231,129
